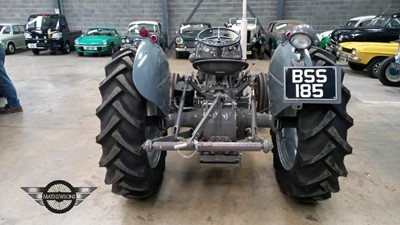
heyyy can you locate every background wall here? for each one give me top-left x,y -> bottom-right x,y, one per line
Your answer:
0,0 -> 399,45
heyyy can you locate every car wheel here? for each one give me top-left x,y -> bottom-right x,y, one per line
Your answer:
32,49 -> 40,55
77,52 -> 83,56
175,51 -> 181,59
268,43 -> 276,58
108,43 -> 115,56
378,57 -> 400,86
63,42 -> 71,54
348,62 -> 366,71
258,46 -> 265,60
6,43 -> 15,55
366,58 -> 385,78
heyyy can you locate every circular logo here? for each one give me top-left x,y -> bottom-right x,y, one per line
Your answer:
42,180 -> 76,214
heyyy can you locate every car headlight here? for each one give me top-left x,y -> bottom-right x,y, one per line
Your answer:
126,39 -> 130,43
176,37 -> 183,45
51,32 -> 62,39
121,39 -> 125,44
102,40 -> 107,45
351,48 -> 357,55
289,33 -> 312,49
24,32 -> 32,39
251,37 -> 257,43
396,45 -> 400,63
338,35 -> 343,42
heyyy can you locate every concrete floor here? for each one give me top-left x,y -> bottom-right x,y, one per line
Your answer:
0,49 -> 399,225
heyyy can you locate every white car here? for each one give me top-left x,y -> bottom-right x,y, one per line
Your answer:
0,23 -> 26,54
317,15 -> 375,40
227,18 -> 265,59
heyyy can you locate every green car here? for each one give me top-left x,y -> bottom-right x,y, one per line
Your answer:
175,22 -> 211,58
74,27 -> 121,56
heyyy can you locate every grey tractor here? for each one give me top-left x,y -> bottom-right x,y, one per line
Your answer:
96,25 -> 353,202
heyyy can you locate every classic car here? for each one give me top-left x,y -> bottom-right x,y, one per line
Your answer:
265,20 -> 305,57
24,14 -> 82,55
328,12 -> 400,54
227,18 -> 265,59
175,22 -> 211,58
0,23 -> 26,54
317,15 -> 375,40
378,41 -> 400,86
338,41 -> 398,78
121,21 -> 167,51
74,26 -> 121,56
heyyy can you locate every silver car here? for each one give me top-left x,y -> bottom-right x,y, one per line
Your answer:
0,23 -> 26,54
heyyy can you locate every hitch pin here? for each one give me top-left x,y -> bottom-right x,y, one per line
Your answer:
174,143 -> 188,150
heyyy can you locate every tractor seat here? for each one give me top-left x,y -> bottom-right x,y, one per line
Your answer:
192,59 -> 249,76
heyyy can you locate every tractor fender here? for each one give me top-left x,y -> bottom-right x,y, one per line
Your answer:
133,39 -> 170,116
267,42 -> 298,117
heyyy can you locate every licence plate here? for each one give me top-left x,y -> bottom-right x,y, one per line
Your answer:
28,43 -> 37,49
284,66 -> 341,104
83,46 -> 97,50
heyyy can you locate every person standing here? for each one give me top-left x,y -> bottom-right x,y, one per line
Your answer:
0,43 -> 22,113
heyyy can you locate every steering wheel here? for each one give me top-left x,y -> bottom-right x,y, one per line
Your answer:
197,27 -> 240,47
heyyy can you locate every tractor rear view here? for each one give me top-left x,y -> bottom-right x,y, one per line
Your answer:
96,25 -> 353,202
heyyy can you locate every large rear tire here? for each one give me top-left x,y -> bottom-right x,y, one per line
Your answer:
271,49 -> 353,202
96,48 -> 166,198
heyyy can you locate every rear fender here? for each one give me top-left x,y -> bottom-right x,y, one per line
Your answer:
133,39 -> 170,116
267,42 -> 297,117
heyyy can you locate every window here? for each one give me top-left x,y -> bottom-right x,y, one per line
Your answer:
18,25 -> 25,32
359,19 -> 373,27
129,24 -> 157,33
387,18 -> 400,28
2,25 -> 11,34
12,25 -> 20,34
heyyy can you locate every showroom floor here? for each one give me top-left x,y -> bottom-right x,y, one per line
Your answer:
0,49 -> 399,225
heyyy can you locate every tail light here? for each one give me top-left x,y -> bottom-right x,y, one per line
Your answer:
150,35 -> 157,43
140,28 -> 148,37
285,31 -> 291,39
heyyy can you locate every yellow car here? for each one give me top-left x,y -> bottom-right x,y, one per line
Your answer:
338,42 -> 398,78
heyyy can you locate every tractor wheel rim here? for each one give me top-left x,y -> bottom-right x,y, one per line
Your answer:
276,128 -> 298,170
147,149 -> 161,169
146,126 -> 162,168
